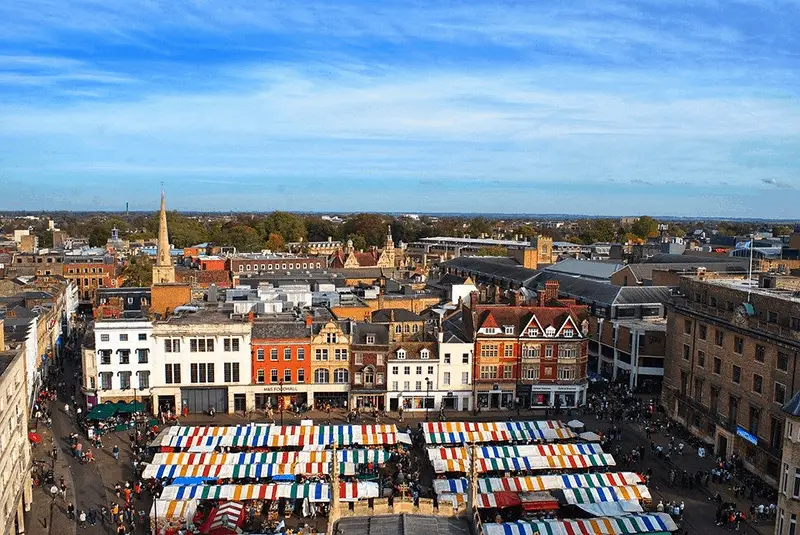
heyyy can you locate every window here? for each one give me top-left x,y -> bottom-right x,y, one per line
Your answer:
326,332 -> 338,344
444,353 -> 451,364
403,381 -> 410,390
257,370 -> 265,383
392,381 -> 399,391
137,349 -> 148,363
224,363 -> 240,383
680,371 -> 689,395
420,349 -> 430,359
778,352 -> 790,372
99,372 -> 112,390
271,369 -> 278,383
138,333 -> 147,341
462,372 -> 469,385
480,345 -> 498,358
119,333 -> 128,342
314,369 -> 329,383
523,367 -> 539,380
715,329 -> 724,346
377,354 -> 384,366
694,378 -> 704,403
749,405 -> 761,436
354,372 -> 363,385
427,365 -> 434,375
207,363 -> 215,382
297,369 -> 305,383
734,336 -> 744,354
710,386 -> 720,414
503,366 -> 514,379
776,382 -> 787,404
754,344 -> 766,363
315,348 -> 328,361
753,374 -> 763,394
376,373 -> 384,384
443,372 -> 451,385
415,381 -> 422,390
682,344 -> 690,360
558,346 -> 577,359
364,368 -> 375,384
396,349 -> 406,359
395,325 -> 402,334
504,325 -> 514,335
527,328 -> 539,336
256,349 -> 265,361
164,339 -> 180,353
732,365 -> 741,384
391,366 -> 398,375
504,345 -> 514,357
223,338 -> 240,352
545,345 -> 553,358
270,348 -> 279,361
284,348 -> 292,360
366,334 -> 376,344
479,366 -> 498,379
284,369 -> 292,382
334,348 -> 348,361
792,316 -> 800,331
768,311 -> 778,324
462,353 -> 470,364
416,366 -> 422,375
729,396 -> 739,424
119,371 -> 131,390
100,334 -> 110,342
684,319 -> 692,334
713,357 -> 722,375
557,367 -> 575,381
190,338 -> 214,352
563,328 -> 574,337
699,324 -> 707,340
138,371 -> 150,389
355,353 -> 364,365
118,349 -> 130,365
697,350 -> 705,367
99,350 -> 111,365
297,348 -> 305,360
334,369 -> 349,383
522,345 -> 540,358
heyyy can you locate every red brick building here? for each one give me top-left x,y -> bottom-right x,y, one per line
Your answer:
64,255 -> 120,302
251,319 -> 313,410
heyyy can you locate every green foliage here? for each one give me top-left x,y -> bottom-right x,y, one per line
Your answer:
122,255 -> 153,287
36,229 -> 54,248
630,216 -> 659,239
475,246 -> 508,256
265,232 -> 285,251
348,234 -> 367,251
467,217 -> 491,237
262,212 -> 306,243
342,213 -> 388,247
305,217 -> 341,242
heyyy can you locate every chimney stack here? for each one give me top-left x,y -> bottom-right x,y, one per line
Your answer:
305,315 -> 313,328
544,280 -> 560,303
469,291 -> 478,310
248,311 -> 254,323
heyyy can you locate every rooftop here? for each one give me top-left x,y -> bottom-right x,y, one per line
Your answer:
0,351 -> 18,377
444,256 -> 539,285
696,276 -> 800,304
613,317 -> 668,331
543,259 -> 622,280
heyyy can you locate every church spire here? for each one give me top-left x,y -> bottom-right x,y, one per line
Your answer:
153,187 -> 175,284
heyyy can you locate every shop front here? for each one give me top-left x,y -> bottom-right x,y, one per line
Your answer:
351,391 -> 386,410
312,390 -> 349,409
438,391 -> 472,412
476,384 -> 514,409
255,384 -> 310,410
527,384 -> 586,409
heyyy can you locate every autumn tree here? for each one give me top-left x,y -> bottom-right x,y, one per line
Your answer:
265,232 -> 285,251
342,214 -> 388,247
475,246 -> 508,256
262,212 -> 306,242
122,255 -> 153,287
631,216 -> 659,239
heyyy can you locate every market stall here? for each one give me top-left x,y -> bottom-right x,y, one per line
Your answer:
480,513 -> 678,535
432,454 -> 616,473
149,499 -> 198,535
200,502 -> 245,535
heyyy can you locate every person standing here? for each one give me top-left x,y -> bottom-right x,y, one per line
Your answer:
112,444 -> 120,462
78,510 -> 86,528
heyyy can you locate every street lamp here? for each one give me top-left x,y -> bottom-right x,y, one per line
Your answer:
279,379 -> 284,426
425,377 -> 432,422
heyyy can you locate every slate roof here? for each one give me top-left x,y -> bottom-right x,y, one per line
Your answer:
444,256 -> 538,285
473,304 -> 580,335
543,259 -> 623,280
624,261 -> 747,283
351,322 -> 390,346
528,272 -> 672,308
251,321 -> 312,340
644,253 -> 743,264
783,389 -> 800,417
390,341 -> 438,358
371,308 -> 423,323
442,311 -> 471,343
336,515 -> 470,535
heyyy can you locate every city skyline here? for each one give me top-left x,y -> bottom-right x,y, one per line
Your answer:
1,0 -> 799,216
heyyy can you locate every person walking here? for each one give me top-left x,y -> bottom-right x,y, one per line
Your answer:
78,510 -> 87,528
112,444 -> 120,462
67,503 -> 75,520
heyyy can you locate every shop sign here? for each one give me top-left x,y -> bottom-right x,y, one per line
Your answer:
736,426 -> 758,446
262,386 -> 300,393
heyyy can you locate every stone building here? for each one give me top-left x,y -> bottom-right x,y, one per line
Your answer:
778,390 -> 800,535
662,273 -> 800,487
309,320 -> 352,408
349,322 -> 389,411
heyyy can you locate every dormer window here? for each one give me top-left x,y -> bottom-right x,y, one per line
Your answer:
481,327 -> 498,334
545,326 -> 556,337
366,334 -> 376,345
527,328 -> 539,337
420,349 -> 430,359
563,328 -> 574,337
503,326 -> 514,335
396,349 -> 406,359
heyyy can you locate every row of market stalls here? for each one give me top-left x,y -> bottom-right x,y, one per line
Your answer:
422,421 -> 678,535
148,424 -> 401,534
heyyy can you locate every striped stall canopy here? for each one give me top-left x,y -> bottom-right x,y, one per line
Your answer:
165,424 -> 270,436
265,424 -> 399,447
561,485 -> 651,504
477,472 -> 644,494
433,478 -> 468,495
427,444 -> 603,462
151,449 -> 390,466
145,464 -> 226,479
159,481 -> 380,502
159,435 -> 226,450
481,513 -> 678,535
558,472 -> 643,489
433,454 -> 616,474
421,421 -> 575,445
209,502 -> 243,531
149,499 -> 197,522
160,485 -> 228,500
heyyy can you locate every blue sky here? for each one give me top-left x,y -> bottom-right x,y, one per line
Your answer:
1,0 -> 799,217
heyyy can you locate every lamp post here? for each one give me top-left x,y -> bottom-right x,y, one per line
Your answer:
279,379 -> 284,426
425,377 -> 432,422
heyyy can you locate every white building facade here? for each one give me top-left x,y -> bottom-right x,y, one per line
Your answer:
437,336 -> 474,412
385,342 -> 441,412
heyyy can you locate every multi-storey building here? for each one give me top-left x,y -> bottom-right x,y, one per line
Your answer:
464,285 -> 589,410
0,343 -> 32,535
438,313 -> 474,412
64,255 -> 120,302
371,308 -> 425,343
82,318 -> 155,409
251,318 -> 312,410
151,310 -> 252,414
386,341 -> 439,412
9,252 -> 64,277
349,322 -> 389,410
228,255 -> 325,276
309,320 -> 351,409
777,391 -> 800,535
662,273 -> 800,487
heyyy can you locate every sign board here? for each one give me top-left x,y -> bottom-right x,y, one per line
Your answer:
736,426 -> 758,446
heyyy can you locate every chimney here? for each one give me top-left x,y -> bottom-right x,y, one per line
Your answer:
248,311 -> 254,323
305,315 -> 313,328
511,291 -> 523,307
469,291 -> 478,310
537,289 -> 547,307
437,329 -> 444,343
544,280 -> 560,303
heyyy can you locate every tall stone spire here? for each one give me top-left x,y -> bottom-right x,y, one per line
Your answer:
152,188 -> 175,284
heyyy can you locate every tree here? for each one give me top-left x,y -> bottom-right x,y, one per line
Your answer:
475,246 -> 508,256
122,255 -> 153,287
262,212 -> 306,243
225,225 -> 263,252
305,217 -> 341,242
265,232 -> 285,252
630,216 -> 659,239
342,214 -> 388,247
773,225 -> 792,237
348,234 -> 367,251
36,229 -> 53,248
467,217 -> 491,237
